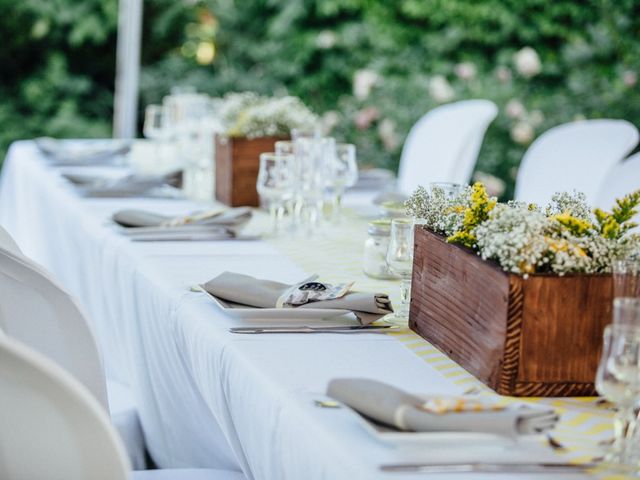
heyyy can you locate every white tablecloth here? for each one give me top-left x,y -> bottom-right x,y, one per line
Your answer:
0,141 -> 588,480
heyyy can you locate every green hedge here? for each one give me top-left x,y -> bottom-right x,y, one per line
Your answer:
3,0 -> 640,198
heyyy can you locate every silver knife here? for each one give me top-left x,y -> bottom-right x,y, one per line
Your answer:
229,325 -> 398,334
380,462 -> 596,474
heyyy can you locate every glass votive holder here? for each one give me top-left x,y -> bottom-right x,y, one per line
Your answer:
613,258 -> 640,299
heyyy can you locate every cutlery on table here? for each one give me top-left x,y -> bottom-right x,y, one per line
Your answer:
379,462 -> 595,474
229,325 -> 398,334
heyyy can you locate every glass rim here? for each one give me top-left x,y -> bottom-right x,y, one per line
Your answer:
604,322 -> 640,335
259,152 -> 294,160
613,297 -> 640,308
390,217 -> 413,226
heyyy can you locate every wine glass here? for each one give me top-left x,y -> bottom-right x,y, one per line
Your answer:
326,143 -> 358,223
383,218 -> 414,326
595,324 -> 640,464
256,152 -> 294,235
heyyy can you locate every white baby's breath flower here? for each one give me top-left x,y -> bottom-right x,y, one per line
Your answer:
353,69 -> 379,101
428,75 -> 455,103
514,47 -> 542,78
510,121 -> 535,145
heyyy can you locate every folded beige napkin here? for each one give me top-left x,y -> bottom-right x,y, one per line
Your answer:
202,271 -> 393,324
327,378 -> 559,437
113,207 -> 252,228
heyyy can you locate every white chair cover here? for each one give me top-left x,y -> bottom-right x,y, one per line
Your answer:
0,336 -> 131,480
396,99 -> 498,195
514,119 -> 639,206
595,152 -> 640,210
0,337 -> 247,480
0,224 -> 21,255
0,246 -> 108,407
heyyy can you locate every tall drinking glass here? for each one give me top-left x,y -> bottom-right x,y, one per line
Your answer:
614,259 -> 640,299
383,218 -> 414,326
596,324 -> 640,464
256,153 -> 294,236
326,143 -> 358,223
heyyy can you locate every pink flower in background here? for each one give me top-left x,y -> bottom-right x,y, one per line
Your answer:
495,66 -> 512,83
428,75 -> 455,103
623,70 -> 637,87
505,99 -> 526,119
510,121 -> 535,145
353,69 -> 380,101
473,171 -> 506,198
354,107 -> 380,130
514,47 -> 541,78
454,62 -> 476,81
378,118 -> 400,152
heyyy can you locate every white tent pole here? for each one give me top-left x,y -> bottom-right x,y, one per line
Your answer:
113,0 -> 143,139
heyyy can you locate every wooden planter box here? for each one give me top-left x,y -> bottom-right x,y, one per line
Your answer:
215,135 -> 287,207
410,226 -> 613,397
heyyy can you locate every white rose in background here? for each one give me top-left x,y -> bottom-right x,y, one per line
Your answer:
473,171 -> 506,198
316,30 -> 337,50
529,109 -> 545,127
321,110 -> 341,135
510,121 -> 535,145
378,118 -> 400,152
514,47 -> 542,78
495,66 -> 512,83
454,62 -> 476,81
428,75 -> 455,103
353,69 -> 380,101
505,99 -> 526,119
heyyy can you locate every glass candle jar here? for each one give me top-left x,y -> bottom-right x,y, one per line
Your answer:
363,219 -> 398,279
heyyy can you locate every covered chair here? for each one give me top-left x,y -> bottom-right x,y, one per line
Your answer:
514,119 -> 639,206
0,224 -> 21,255
0,335 -> 247,480
0,246 -> 145,469
595,151 -> 640,210
396,99 -> 498,195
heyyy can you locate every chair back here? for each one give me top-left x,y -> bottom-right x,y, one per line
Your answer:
0,335 -> 130,480
0,247 -> 108,408
596,152 -> 640,214
397,99 -> 498,194
514,119 -> 639,206
0,224 -> 21,255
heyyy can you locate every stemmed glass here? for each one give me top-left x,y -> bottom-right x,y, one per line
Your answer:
383,218 -> 414,326
595,323 -> 640,464
326,143 -> 358,223
256,152 -> 294,236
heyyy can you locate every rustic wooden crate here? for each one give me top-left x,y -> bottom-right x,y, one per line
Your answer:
214,135 -> 287,207
409,226 -> 613,397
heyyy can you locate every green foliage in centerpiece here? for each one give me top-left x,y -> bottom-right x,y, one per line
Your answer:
219,92 -> 317,139
406,184 -> 640,276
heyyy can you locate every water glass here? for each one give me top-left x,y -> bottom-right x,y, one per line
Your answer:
596,324 -> 640,464
383,218 -> 414,326
326,143 -> 358,223
256,152 -> 294,235
614,298 -> 640,327
613,259 -> 640,299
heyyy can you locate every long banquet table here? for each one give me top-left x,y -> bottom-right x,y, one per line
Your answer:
0,140 -> 619,480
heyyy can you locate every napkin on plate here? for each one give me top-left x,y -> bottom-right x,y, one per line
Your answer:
327,378 -> 558,437
202,271 -> 393,324
113,207 -> 253,228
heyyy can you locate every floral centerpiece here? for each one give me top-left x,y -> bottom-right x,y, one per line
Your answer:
214,92 -> 317,207
219,92 -> 317,139
405,183 -> 640,397
405,183 -> 640,277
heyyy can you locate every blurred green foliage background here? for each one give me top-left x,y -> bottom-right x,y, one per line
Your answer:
2,0 -> 639,197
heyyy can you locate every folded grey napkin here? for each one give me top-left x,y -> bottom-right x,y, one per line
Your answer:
113,207 -> 252,228
202,271 -> 393,324
327,378 -> 559,437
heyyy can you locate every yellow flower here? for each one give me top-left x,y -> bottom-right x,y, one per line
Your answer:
552,212 -> 592,236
